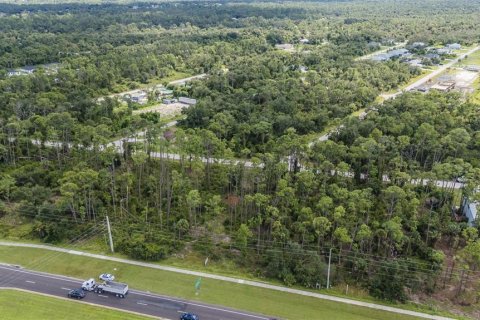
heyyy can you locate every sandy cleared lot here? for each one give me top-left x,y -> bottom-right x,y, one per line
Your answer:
132,102 -> 189,117
453,70 -> 479,87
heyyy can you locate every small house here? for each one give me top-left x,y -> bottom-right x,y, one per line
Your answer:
462,197 -> 478,226
129,91 -> 148,105
424,53 -> 440,60
465,65 -> 480,72
411,42 -> 426,48
371,53 -> 390,61
436,48 -> 452,55
299,38 -> 310,44
408,59 -> 423,67
431,80 -> 455,92
446,43 -> 461,50
20,66 -> 36,74
163,98 -> 177,104
7,66 -> 36,77
388,48 -> 409,58
178,97 -> 197,105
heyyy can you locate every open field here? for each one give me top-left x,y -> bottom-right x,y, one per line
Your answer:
0,289 -> 152,320
133,102 -> 187,117
0,245 -> 445,320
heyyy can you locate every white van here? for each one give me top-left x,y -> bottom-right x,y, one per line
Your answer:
82,278 -> 96,291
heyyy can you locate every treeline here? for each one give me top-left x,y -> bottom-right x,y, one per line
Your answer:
0,0 -> 480,308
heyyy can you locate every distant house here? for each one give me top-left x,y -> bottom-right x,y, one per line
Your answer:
155,86 -> 174,97
431,80 -> 455,92
411,42 -> 426,48
388,48 -> 409,58
7,70 -> 21,77
299,38 -> 310,44
408,59 -> 423,67
163,98 -> 177,104
20,66 -> 36,74
7,66 -> 36,77
129,91 -> 148,105
436,48 -> 452,55
462,197 -> 478,226
465,65 -> 480,72
447,43 -> 461,50
416,86 -> 429,93
371,53 -> 390,61
178,97 -> 197,105
424,53 -> 440,59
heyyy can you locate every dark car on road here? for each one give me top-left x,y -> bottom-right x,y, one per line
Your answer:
68,288 -> 86,299
180,313 -> 199,320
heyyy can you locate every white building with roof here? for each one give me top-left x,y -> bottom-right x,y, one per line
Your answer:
462,197 -> 478,226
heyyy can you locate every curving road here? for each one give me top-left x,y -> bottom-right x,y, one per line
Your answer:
318,45 -> 480,141
0,264 -> 271,320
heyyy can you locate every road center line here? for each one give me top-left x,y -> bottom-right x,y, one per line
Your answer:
137,302 -> 148,306
98,294 -> 108,298
61,287 -> 71,291
25,280 -> 36,284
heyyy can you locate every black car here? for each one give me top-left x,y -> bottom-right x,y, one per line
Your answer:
68,288 -> 86,299
180,313 -> 199,320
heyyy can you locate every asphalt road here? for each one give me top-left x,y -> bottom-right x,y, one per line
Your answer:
0,264 -> 272,320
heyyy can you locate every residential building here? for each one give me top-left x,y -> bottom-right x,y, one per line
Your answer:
178,97 -> 197,105
129,91 -> 148,105
446,43 -> 461,50
436,48 -> 452,55
388,48 -> 409,58
411,42 -> 426,48
299,38 -> 310,44
431,80 -> 455,92
407,59 -> 423,67
7,66 -> 36,77
465,65 -> 480,72
424,53 -> 440,59
371,53 -> 389,61
163,98 -> 177,104
462,197 -> 478,226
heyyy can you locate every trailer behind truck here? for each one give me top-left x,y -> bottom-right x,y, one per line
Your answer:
93,281 -> 129,298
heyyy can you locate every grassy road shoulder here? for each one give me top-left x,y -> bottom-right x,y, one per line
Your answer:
0,288 -> 153,320
0,245 -> 455,320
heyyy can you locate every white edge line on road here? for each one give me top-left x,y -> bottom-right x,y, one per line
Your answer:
0,246 -> 454,320
0,288 -> 165,319
131,291 -> 270,320
0,265 -> 268,320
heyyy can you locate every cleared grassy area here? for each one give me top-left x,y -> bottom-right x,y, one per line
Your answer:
0,289 -> 151,320
0,246 -> 428,320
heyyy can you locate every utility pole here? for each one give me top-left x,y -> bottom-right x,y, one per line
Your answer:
327,248 -> 332,289
106,215 -> 114,253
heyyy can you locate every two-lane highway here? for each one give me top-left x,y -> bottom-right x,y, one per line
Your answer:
0,264 -> 272,320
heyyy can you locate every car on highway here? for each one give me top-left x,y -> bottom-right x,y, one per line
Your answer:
180,312 -> 199,320
67,288 -> 86,299
99,273 -> 115,281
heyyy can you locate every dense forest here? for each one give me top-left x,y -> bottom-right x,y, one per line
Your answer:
0,0 -> 480,316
